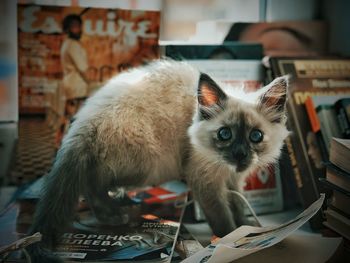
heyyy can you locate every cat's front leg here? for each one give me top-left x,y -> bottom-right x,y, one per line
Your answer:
227,191 -> 257,227
226,177 -> 260,227
192,183 -> 237,237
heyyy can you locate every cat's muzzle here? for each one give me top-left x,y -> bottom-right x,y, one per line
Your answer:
231,147 -> 251,172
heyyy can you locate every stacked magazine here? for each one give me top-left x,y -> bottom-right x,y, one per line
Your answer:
0,180 -> 189,262
0,191 -> 341,263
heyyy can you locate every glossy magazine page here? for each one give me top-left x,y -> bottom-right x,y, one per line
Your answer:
0,180 -> 188,262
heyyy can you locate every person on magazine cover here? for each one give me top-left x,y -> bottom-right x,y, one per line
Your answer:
57,14 -> 90,147
224,22 -> 326,57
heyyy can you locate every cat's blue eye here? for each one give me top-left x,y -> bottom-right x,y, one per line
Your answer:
249,129 -> 264,143
218,127 -> 232,141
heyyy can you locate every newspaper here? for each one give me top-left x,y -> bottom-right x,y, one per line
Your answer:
182,194 -> 325,263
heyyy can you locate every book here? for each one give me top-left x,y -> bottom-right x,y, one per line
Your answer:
316,105 -> 339,153
330,190 -> 350,218
321,138 -> 350,240
325,162 -> 350,192
324,209 -> 350,240
270,58 -> 350,80
320,176 -> 350,229
269,58 -> 350,229
305,95 -> 346,153
0,180 -> 188,262
335,98 -> 350,139
329,137 -> 350,174
319,177 -> 350,204
303,103 -> 329,168
277,144 -> 301,210
316,105 -> 340,153
305,95 -> 350,133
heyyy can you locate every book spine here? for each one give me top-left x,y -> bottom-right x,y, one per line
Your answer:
335,100 -> 350,139
287,100 -> 324,229
305,97 -> 321,133
304,99 -> 329,161
282,138 -> 302,208
314,130 -> 330,165
317,109 -> 334,153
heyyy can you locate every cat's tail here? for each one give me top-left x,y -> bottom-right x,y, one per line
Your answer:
26,136 -> 92,263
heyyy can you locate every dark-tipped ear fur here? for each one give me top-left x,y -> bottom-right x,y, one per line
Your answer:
258,75 -> 289,123
198,73 -> 227,107
198,73 -> 227,119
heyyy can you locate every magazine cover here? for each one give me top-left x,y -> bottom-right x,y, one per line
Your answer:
224,21 -> 327,57
0,181 -> 188,262
17,4 -> 160,118
270,57 -> 350,229
242,164 -> 283,215
54,199 -> 186,262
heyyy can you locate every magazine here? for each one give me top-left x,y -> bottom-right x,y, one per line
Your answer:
17,3 -> 160,148
224,21 -> 327,57
53,200 -> 186,262
18,4 -> 160,115
182,194 -> 325,263
0,180 -> 188,262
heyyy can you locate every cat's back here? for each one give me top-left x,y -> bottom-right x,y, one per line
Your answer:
87,60 -> 199,129
77,60 -> 199,121
73,60 -> 199,184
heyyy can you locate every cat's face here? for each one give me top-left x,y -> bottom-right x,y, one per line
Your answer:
188,73 -> 289,174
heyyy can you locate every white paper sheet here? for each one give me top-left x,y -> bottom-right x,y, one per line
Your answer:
182,194 -> 326,263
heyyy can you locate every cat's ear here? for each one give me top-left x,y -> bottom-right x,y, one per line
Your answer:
198,73 -> 227,107
198,73 -> 227,119
258,75 -> 289,123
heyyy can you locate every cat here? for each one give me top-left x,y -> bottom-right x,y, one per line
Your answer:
27,60 -> 289,262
